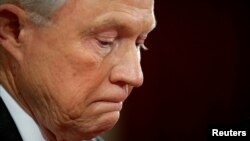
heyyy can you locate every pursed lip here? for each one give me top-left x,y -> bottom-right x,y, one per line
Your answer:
86,85 -> 133,113
94,91 -> 128,104
95,85 -> 130,103
94,101 -> 123,111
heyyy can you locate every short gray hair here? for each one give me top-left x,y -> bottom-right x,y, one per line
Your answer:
0,0 -> 66,24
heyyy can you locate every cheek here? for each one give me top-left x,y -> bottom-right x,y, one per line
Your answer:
45,50 -> 103,114
19,39 -> 105,117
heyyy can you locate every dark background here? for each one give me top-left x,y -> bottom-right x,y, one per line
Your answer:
117,0 -> 249,141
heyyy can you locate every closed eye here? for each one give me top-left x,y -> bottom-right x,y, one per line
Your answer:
99,40 -> 114,48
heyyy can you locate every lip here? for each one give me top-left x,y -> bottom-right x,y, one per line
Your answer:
95,95 -> 127,103
93,93 -> 127,110
95,86 -> 129,104
94,101 -> 123,111
90,92 -> 128,113
87,86 -> 130,113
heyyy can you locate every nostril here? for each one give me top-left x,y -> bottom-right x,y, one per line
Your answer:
110,65 -> 144,88
109,50 -> 144,88
114,81 -> 127,88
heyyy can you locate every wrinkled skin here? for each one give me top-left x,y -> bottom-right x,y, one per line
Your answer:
0,0 -> 156,140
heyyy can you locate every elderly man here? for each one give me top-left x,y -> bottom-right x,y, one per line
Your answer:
0,0 -> 156,140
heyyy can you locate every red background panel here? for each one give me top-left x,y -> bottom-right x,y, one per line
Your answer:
118,0 -> 249,141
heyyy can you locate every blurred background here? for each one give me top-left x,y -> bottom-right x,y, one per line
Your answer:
102,0 -> 249,141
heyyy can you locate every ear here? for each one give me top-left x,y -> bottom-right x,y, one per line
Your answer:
0,4 -> 28,63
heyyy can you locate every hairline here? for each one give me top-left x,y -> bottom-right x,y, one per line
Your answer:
0,0 -> 67,25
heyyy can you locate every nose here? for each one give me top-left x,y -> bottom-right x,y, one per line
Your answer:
110,46 -> 144,88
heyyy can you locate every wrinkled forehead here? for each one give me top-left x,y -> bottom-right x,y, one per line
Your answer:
70,0 -> 155,9
63,0 -> 155,11
54,0 -> 156,28
115,0 -> 155,9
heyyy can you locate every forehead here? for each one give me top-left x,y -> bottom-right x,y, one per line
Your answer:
53,0 -> 156,32
92,1 -> 156,34
67,0 -> 155,15
113,0 -> 154,9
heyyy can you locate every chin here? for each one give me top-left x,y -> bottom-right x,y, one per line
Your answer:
46,111 -> 121,141
84,111 -> 120,138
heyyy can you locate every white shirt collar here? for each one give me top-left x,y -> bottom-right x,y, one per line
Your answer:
0,85 -> 46,141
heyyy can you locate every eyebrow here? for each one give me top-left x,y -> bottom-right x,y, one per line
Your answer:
84,17 -> 157,36
89,19 -> 127,33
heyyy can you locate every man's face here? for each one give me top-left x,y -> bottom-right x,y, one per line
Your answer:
16,0 -> 155,140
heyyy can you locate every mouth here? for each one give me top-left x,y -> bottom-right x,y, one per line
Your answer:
90,93 -> 127,113
95,101 -> 123,111
86,101 -> 123,115
87,86 -> 130,113
95,87 -> 129,104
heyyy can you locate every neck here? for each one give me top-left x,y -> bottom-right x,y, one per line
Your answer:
0,61 -> 34,119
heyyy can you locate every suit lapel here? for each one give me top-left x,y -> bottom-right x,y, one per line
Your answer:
0,97 -> 105,141
0,98 -> 23,141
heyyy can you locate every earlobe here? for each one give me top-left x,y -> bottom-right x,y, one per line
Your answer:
0,4 -> 28,63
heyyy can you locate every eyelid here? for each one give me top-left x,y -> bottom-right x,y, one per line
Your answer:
95,30 -> 118,44
97,36 -> 115,42
96,29 -> 118,38
96,36 -> 117,49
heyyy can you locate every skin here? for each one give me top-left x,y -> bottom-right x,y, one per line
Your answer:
0,0 -> 156,140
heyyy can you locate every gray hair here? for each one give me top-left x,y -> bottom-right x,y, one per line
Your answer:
0,0 -> 66,24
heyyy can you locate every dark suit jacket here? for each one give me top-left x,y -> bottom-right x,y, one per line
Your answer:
0,98 -> 23,141
0,98 -> 104,141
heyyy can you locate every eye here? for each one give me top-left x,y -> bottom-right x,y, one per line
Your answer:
98,40 -> 114,48
95,30 -> 118,48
